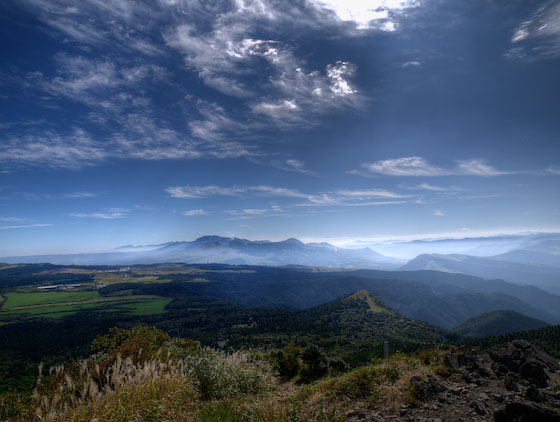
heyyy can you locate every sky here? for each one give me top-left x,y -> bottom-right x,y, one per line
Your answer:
1,0 -> 560,256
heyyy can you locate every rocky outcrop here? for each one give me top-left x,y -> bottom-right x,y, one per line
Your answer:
394,342 -> 559,422
490,340 -> 559,386
493,401 -> 560,422
410,375 -> 447,401
488,340 -> 560,421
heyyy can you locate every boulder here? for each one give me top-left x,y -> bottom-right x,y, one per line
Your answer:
519,361 -> 547,387
491,341 -> 559,374
494,401 -> 560,422
409,375 -> 447,401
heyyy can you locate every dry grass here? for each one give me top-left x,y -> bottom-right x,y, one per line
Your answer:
30,348 -> 275,422
5,345 -> 450,422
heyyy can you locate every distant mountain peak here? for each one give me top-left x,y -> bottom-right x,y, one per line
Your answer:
280,237 -> 304,245
194,235 -> 232,243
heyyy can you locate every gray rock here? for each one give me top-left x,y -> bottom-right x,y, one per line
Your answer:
519,360 -> 548,387
494,401 -> 560,422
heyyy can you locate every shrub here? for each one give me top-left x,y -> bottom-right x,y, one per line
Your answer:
160,337 -> 201,359
378,364 -> 400,383
327,357 -> 348,375
277,343 -> 302,378
186,348 -> 274,400
90,326 -> 170,362
406,382 -> 421,406
434,365 -> 451,378
325,366 -> 378,401
301,345 -> 328,379
31,344 -> 275,420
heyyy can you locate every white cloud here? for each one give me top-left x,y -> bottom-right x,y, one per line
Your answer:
5,0 -> 418,170
308,0 -> 420,31
351,156 -> 510,177
252,100 -> 300,117
0,224 -> 53,230
399,183 -> 450,191
20,0 -> 160,53
166,184 -> 411,208
326,62 -> 357,96
166,185 -> 308,199
224,206 -> 289,219
250,186 -> 309,199
183,209 -> 208,216
547,165 -> 560,175
166,186 -> 246,199
266,158 -> 317,176
65,191 -> 98,198
286,159 -> 305,170
226,209 -> 268,216
26,55 -> 165,111
298,198 -> 409,207
0,217 -> 25,222
455,159 -> 508,176
70,211 -> 126,219
165,9 -> 363,128
508,2 -> 560,59
432,209 -> 446,217
402,61 -> 421,67
356,156 -> 448,176
0,114 -> 253,169
335,189 -> 406,199
0,129 -> 107,169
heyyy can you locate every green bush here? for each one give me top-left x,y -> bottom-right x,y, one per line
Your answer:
327,357 -> 349,375
186,348 -> 274,400
277,343 -> 302,378
378,364 -> 400,383
328,366 -> 377,400
301,344 -> 328,379
91,325 -> 170,361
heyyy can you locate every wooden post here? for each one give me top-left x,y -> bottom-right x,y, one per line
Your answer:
384,341 -> 389,359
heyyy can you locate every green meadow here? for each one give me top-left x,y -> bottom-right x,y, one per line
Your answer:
0,290 -> 171,319
2,291 -> 99,310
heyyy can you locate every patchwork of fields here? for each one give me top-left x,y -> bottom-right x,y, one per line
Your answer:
0,263 -> 241,322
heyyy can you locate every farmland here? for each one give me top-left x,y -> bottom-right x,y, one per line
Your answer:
0,290 -> 171,319
2,291 -> 99,310
94,272 -> 171,285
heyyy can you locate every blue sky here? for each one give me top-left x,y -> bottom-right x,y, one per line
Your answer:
1,0 -> 560,255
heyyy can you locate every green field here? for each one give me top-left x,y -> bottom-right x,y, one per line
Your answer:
2,291 -> 99,310
0,290 -> 172,319
103,298 -> 173,316
95,273 -> 171,285
131,266 -> 256,276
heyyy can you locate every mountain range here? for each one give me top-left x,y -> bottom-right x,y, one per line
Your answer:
403,251 -> 560,294
1,235 -> 405,268
3,232 -> 559,295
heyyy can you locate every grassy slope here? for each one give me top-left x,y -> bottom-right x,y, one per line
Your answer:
2,341 -> 446,422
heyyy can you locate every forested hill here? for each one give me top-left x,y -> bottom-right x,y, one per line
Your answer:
454,310 -> 549,337
466,324 -> 560,359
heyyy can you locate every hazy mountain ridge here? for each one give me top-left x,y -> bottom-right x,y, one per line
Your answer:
96,264 -> 560,328
1,236 -> 404,269
401,248 -> 560,294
